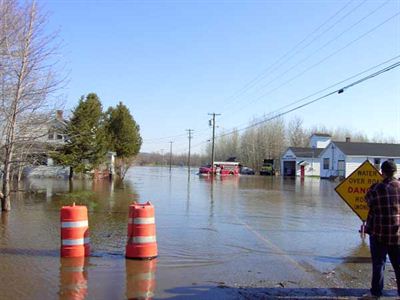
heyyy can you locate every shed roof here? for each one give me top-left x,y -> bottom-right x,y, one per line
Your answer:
333,141 -> 400,157
287,147 -> 324,158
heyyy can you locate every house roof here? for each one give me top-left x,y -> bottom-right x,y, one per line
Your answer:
311,132 -> 331,137
333,141 -> 400,157
287,147 -> 324,158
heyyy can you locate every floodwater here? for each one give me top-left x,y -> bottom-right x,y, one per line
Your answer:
0,166 -> 398,299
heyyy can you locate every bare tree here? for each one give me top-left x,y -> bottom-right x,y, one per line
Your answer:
214,128 -> 239,161
287,116 -> 308,147
307,124 -> 332,138
239,126 -> 258,169
331,127 -> 368,142
115,157 -> 135,181
0,0 -> 62,211
371,132 -> 396,144
306,125 -> 370,142
238,117 -> 285,170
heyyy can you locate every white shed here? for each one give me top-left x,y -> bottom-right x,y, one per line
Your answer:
281,147 -> 324,177
319,141 -> 400,179
280,133 -> 330,177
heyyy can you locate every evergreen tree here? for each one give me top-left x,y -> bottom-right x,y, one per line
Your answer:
105,102 -> 142,180
54,93 -> 108,178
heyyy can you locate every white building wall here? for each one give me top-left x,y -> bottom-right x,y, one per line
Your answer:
296,157 -> 320,176
319,143 -> 346,178
345,157 -> 369,177
346,156 -> 400,177
308,161 -> 320,176
320,143 -> 400,178
282,149 -> 296,160
24,118 -> 67,144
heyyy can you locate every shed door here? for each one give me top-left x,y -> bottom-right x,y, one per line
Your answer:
283,161 -> 296,176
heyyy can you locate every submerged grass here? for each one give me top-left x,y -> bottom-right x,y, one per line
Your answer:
59,191 -> 98,210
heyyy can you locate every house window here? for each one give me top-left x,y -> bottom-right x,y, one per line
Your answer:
56,134 -> 63,140
48,133 -> 54,140
323,158 -> 330,170
374,158 -> 381,169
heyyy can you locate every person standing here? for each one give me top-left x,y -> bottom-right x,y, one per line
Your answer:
365,160 -> 400,297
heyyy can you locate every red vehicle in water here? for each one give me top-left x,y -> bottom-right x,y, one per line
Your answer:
198,161 -> 240,176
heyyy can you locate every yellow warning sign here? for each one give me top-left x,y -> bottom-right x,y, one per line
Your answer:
335,160 -> 383,222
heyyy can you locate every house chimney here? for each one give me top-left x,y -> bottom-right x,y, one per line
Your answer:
56,110 -> 63,120
346,137 -> 351,143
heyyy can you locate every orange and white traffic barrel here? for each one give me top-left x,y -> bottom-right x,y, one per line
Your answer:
126,202 -> 158,259
61,204 -> 90,257
59,257 -> 88,300
126,259 -> 157,300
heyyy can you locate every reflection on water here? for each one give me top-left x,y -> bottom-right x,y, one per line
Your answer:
0,213 -> 9,246
125,259 -> 157,300
0,167 -> 379,299
59,257 -> 88,300
1,213 -> 8,226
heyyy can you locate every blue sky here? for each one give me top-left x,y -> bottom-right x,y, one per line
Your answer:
43,0 -> 400,154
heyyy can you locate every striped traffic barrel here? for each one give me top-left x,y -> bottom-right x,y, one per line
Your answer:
126,259 -> 157,300
59,257 -> 88,300
61,204 -> 90,257
126,202 -> 158,259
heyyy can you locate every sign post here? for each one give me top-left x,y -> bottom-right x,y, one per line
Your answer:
335,160 -> 383,236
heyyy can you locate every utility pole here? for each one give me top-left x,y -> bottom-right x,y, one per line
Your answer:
186,129 -> 194,173
208,113 -> 221,172
169,141 -> 173,172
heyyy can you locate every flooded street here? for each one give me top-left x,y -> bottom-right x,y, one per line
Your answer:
0,166 -> 398,299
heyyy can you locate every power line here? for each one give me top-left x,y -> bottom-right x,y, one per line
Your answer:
142,1 -> 386,146
253,0 -> 390,94
218,55 -> 400,144
225,5 -> 399,116
183,58 -> 400,152
143,5 -> 399,153
264,54 -> 400,118
218,0 -> 361,112
221,60 -> 400,138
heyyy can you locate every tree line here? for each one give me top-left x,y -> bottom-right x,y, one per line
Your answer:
142,116 -> 397,171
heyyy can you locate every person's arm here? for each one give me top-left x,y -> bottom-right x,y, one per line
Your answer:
365,184 -> 377,208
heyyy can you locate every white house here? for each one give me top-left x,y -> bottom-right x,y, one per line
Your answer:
319,139 -> 400,179
27,110 -> 68,166
280,133 -> 330,177
44,110 -> 68,146
281,147 -> 324,176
